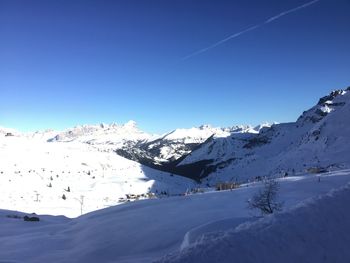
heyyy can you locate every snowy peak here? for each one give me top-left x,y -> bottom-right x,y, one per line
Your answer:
48,121 -> 152,148
317,88 -> 349,105
297,88 -> 349,125
123,120 -> 138,130
0,127 -> 18,136
163,125 -> 228,143
162,123 -> 265,143
253,122 -> 273,133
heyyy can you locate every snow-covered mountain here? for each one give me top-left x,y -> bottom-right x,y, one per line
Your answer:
111,87 -> 350,183
114,125 -> 228,177
1,86 -> 350,218
172,87 -> 350,184
115,124 -> 268,180
48,120 -> 153,150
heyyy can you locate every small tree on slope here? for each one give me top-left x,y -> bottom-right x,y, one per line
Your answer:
248,179 -> 283,215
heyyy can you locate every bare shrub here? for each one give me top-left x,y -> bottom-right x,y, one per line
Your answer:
248,179 -> 283,215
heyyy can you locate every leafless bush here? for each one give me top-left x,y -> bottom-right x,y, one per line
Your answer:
248,179 -> 283,215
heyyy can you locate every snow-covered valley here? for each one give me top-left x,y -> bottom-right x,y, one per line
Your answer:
0,134 -> 194,217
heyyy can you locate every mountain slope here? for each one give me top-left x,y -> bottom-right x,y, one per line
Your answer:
159,180 -> 350,263
176,87 -> 350,184
111,87 -> 350,183
115,125 -> 266,181
0,135 -> 195,217
1,170 -> 350,263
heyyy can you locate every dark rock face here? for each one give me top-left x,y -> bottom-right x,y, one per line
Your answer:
23,215 -> 40,222
6,214 -> 22,219
317,90 -> 344,105
243,136 -> 270,149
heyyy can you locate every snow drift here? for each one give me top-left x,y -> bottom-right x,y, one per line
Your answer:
159,183 -> 350,263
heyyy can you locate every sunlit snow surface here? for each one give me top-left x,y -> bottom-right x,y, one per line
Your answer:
0,135 -> 194,217
1,170 -> 350,262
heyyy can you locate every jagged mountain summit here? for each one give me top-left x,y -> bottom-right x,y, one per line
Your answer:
47,120 -> 153,149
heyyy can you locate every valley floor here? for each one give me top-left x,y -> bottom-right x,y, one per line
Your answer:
1,170 -> 350,262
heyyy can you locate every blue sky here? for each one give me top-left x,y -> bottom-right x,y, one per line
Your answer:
0,0 -> 349,133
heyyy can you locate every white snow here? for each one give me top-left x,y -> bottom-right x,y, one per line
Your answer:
162,125 -> 229,143
48,121 -> 153,150
160,180 -> 350,263
0,135 -> 194,218
320,104 -> 333,113
1,170 -> 350,262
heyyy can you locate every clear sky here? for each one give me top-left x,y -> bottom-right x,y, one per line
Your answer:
0,0 -> 349,133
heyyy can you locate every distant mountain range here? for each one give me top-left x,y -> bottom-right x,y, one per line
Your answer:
3,86 -> 350,183
36,87 -> 350,184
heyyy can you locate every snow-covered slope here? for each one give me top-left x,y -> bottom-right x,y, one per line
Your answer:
158,124 -> 269,161
152,125 -> 230,161
1,169 -> 350,262
177,87 -> 350,184
0,135 -> 195,217
159,177 -> 350,263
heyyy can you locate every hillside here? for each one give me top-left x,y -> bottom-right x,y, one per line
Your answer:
1,169 -> 350,262
159,176 -> 350,263
177,87 -> 350,183
0,134 -> 194,217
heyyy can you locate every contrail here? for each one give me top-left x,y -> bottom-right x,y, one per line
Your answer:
181,0 -> 320,61
265,0 -> 320,23
181,24 -> 262,61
